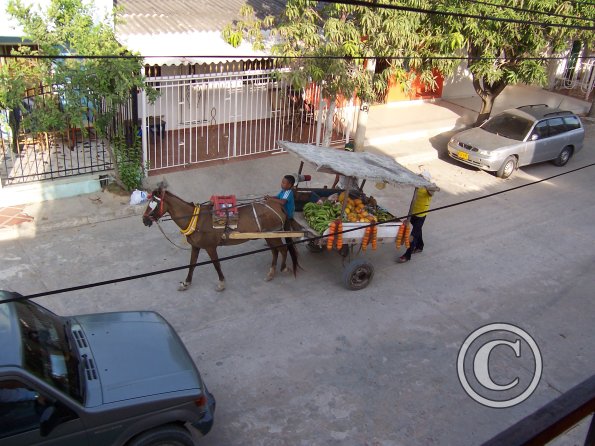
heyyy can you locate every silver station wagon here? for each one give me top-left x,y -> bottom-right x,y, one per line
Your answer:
448,105 -> 585,179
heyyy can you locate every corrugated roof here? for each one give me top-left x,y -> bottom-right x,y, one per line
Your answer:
120,31 -> 267,66
115,0 -> 286,35
278,141 -> 436,189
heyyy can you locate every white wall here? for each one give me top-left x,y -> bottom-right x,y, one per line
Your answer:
144,73 -> 281,132
442,61 -> 477,99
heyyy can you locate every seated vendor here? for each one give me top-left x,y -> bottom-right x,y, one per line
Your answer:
265,174 -> 295,220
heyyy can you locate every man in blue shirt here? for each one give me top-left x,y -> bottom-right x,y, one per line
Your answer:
266,174 -> 295,220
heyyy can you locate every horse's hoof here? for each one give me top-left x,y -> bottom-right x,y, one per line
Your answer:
215,281 -> 226,292
264,275 -> 274,282
280,266 -> 289,273
178,281 -> 190,291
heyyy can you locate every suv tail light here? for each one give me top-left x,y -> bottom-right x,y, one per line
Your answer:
195,394 -> 207,409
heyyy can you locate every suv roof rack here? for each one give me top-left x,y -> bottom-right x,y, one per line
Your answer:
544,110 -> 573,117
517,104 -> 549,109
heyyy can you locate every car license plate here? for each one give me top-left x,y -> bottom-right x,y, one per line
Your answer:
458,151 -> 469,160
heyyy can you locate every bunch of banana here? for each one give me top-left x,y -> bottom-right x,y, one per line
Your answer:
373,208 -> 395,223
303,201 -> 342,233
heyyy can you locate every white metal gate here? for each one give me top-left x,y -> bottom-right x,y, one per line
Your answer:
141,69 -> 359,173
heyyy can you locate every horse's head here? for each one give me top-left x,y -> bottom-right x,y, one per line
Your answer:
142,186 -> 168,227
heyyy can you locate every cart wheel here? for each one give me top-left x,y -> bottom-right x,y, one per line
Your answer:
306,240 -> 324,253
342,259 -> 374,290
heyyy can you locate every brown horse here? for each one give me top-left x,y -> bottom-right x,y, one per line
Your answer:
142,184 -> 299,292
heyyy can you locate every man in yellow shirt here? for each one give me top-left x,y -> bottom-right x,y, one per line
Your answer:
398,171 -> 439,263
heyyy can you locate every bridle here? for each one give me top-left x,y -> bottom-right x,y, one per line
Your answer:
143,188 -> 166,222
143,189 -> 198,250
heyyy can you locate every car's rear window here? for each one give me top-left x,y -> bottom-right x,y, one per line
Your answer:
481,113 -> 534,141
563,116 -> 581,130
547,118 -> 567,137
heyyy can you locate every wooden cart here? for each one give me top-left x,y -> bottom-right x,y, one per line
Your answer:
279,140 -> 437,290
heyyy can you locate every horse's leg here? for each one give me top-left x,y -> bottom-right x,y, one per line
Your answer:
279,243 -> 289,273
205,246 -> 226,292
265,238 -> 279,282
179,246 -> 200,291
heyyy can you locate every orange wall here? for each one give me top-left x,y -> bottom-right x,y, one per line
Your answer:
385,69 -> 444,103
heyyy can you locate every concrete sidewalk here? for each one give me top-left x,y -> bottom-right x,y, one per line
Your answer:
0,84 -> 590,239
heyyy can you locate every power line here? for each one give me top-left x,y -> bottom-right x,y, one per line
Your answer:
4,54 -> 595,62
315,0 -> 595,30
1,161 -> 594,305
566,0 -> 595,7
460,0 -> 594,22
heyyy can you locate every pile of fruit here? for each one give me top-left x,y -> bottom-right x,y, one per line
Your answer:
338,192 -> 395,223
303,201 -> 342,234
303,193 -> 396,234
339,192 -> 376,223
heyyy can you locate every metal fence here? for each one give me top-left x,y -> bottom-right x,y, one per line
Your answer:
140,67 -> 359,174
554,58 -> 595,100
0,85 -> 135,186
1,66 -> 359,184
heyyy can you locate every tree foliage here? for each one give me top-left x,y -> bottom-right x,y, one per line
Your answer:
224,0 -> 594,127
224,0 -> 456,104
5,0 -> 152,134
2,0 -> 156,187
433,0 -> 595,124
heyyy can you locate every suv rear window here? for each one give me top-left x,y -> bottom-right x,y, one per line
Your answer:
547,118 -> 566,137
481,113 -> 534,141
563,115 -> 581,130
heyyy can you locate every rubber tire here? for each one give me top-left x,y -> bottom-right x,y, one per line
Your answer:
553,146 -> 573,167
306,240 -> 324,253
496,156 -> 517,179
342,259 -> 374,290
127,425 -> 194,446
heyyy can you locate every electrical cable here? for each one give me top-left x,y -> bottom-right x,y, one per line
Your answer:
314,0 -> 595,30
459,0 -> 594,22
566,0 -> 595,7
4,54 -> 595,61
1,161 -> 593,305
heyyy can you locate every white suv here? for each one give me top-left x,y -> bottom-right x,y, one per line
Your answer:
448,105 -> 585,179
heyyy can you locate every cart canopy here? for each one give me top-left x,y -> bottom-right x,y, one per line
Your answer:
278,141 -> 434,189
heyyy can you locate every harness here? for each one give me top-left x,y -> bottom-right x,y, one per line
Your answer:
146,192 -> 285,246
180,205 -> 201,236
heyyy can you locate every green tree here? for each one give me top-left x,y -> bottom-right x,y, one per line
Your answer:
225,0 -> 593,131
224,0 -> 455,147
0,51 -> 40,153
433,0 -> 594,125
4,0 -> 155,190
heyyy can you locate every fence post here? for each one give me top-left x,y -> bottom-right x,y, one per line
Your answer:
141,86 -> 148,177
315,84 -> 324,146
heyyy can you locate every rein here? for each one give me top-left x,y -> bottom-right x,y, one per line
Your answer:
156,221 -> 192,250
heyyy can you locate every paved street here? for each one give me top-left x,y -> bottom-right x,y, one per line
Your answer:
1,121 -> 594,445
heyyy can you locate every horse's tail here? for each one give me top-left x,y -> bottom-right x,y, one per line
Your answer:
285,237 -> 301,277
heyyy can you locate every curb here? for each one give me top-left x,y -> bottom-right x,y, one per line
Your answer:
365,123 -> 468,147
0,204 -> 146,241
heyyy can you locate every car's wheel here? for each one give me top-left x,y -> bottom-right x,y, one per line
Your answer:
496,156 -> 517,179
128,425 -> 194,446
306,240 -> 324,253
342,258 -> 374,290
553,146 -> 573,167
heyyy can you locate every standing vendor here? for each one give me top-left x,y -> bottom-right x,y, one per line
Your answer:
397,170 -> 439,263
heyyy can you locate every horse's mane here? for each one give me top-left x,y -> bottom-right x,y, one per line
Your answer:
164,190 -> 193,207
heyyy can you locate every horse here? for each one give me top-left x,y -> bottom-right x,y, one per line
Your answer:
142,184 -> 299,292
